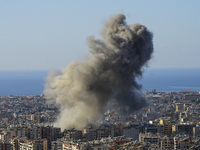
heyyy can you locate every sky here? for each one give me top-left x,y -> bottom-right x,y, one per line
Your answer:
0,0 -> 200,71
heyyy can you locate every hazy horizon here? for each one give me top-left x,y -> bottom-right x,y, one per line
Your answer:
0,68 -> 200,96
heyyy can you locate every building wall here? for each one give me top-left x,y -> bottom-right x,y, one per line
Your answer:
123,126 -> 139,140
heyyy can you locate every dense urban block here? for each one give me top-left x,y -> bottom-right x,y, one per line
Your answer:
0,90 -> 200,149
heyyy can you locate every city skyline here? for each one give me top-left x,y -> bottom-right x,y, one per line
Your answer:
0,0 -> 200,70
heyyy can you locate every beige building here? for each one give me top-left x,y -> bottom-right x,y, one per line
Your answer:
176,103 -> 185,112
174,135 -> 192,150
19,139 -> 47,150
0,141 -> 12,150
160,136 -> 174,150
193,126 -> 200,138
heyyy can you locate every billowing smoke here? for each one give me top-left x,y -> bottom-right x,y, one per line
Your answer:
44,14 -> 153,130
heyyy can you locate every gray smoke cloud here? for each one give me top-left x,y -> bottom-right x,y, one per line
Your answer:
44,14 -> 153,130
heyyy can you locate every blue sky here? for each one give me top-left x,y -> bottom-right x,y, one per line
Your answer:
0,0 -> 200,70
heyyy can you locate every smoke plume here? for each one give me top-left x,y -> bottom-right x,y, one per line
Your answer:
44,14 -> 153,130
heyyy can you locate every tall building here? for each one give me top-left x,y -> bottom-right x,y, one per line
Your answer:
160,136 -> 174,150
41,126 -> 61,150
193,126 -> 200,137
123,126 -> 139,140
51,140 -> 62,150
50,127 -> 61,141
83,127 -> 96,141
141,123 -> 158,134
96,125 -> 113,140
174,135 -> 192,150
158,119 -> 172,136
30,126 -> 41,139
0,141 -> 12,150
63,129 -> 82,141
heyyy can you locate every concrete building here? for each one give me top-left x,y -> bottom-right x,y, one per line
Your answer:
174,135 -> 192,150
141,123 -> 158,134
41,126 -> 61,150
96,126 -> 113,140
160,136 -> 174,150
139,133 -> 161,145
50,127 -> 61,141
158,119 -> 172,136
172,123 -> 196,136
8,127 -> 29,138
51,140 -> 62,150
176,103 -> 185,112
123,126 -> 139,140
30,126 -> 41,139
83,128 -> 96,141
62,143 -> 80,150
0,141 -> 12,150
193,126 -> 200,138
63,129 -> 82,141
19,139 -> 47,150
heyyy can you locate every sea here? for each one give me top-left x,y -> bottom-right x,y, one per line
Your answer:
0,68 -> 200,96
